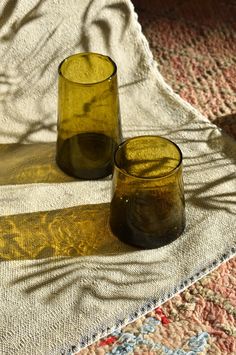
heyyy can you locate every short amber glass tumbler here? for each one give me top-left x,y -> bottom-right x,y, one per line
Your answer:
56,52 -> 122,179
109,136 -> 186,249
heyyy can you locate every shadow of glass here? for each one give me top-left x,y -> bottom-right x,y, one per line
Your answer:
0,203 -> 138,261
0,142 -> 76,184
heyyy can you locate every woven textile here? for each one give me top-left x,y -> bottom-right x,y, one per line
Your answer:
80,1 -> 236,354
0,1 -> 235,354
79,259 -> 236,354
133,0 -> 236,138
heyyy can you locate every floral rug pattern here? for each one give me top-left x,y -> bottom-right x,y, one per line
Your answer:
78,258 -> 236,354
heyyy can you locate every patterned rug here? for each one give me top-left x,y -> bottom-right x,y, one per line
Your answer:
78,1 -> 236,353
133,0 -> 236,138
78,259 -> 235,354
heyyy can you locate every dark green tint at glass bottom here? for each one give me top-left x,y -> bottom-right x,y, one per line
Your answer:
56,132 -> 118,179
110,191 -> 186,249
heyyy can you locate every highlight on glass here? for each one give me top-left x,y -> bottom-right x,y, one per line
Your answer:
56,52 -> 122,179
109,135 -> 186,249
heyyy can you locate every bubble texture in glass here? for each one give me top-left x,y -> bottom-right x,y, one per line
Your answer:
56,52 -> 121,179
110,136 -> 186,249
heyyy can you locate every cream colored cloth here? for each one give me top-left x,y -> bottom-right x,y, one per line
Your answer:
0,1 -> 235,354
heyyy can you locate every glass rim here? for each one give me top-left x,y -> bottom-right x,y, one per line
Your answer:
114,135 -> 183,180
58,52 -> 117,86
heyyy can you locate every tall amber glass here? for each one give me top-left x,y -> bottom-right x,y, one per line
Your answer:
56,52 -> 122,179
109,136 -> 186,249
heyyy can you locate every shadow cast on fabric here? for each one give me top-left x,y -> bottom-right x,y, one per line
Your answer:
0,1 -> 60,143
125,115 -> 236,214
0,0 -> 45,41
79,0 -> 131,52
0,202 -> 138,261
0,120 -> 234,210
0,0 -> 141,147
0,142 -> 76,184
11,256 -> 160,304
0,0 -> 87,144
8,244 -> 170,306
213,112 -> 236,140
0,135 -> 234,262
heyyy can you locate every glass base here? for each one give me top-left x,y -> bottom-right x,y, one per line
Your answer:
56,132 -> 118,180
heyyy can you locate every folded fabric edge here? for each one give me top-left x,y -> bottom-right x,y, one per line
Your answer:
62,245 -> 235,354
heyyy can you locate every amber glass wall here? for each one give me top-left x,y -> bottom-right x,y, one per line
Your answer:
56,52 -> 122,179
110,136 -> 186,248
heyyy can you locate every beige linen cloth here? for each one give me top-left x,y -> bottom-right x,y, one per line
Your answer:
0,0 -> 235,354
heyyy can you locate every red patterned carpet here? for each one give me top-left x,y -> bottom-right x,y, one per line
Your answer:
78,1 -> 236,353
79,259 -> 236,354
134,0 -> 236,138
